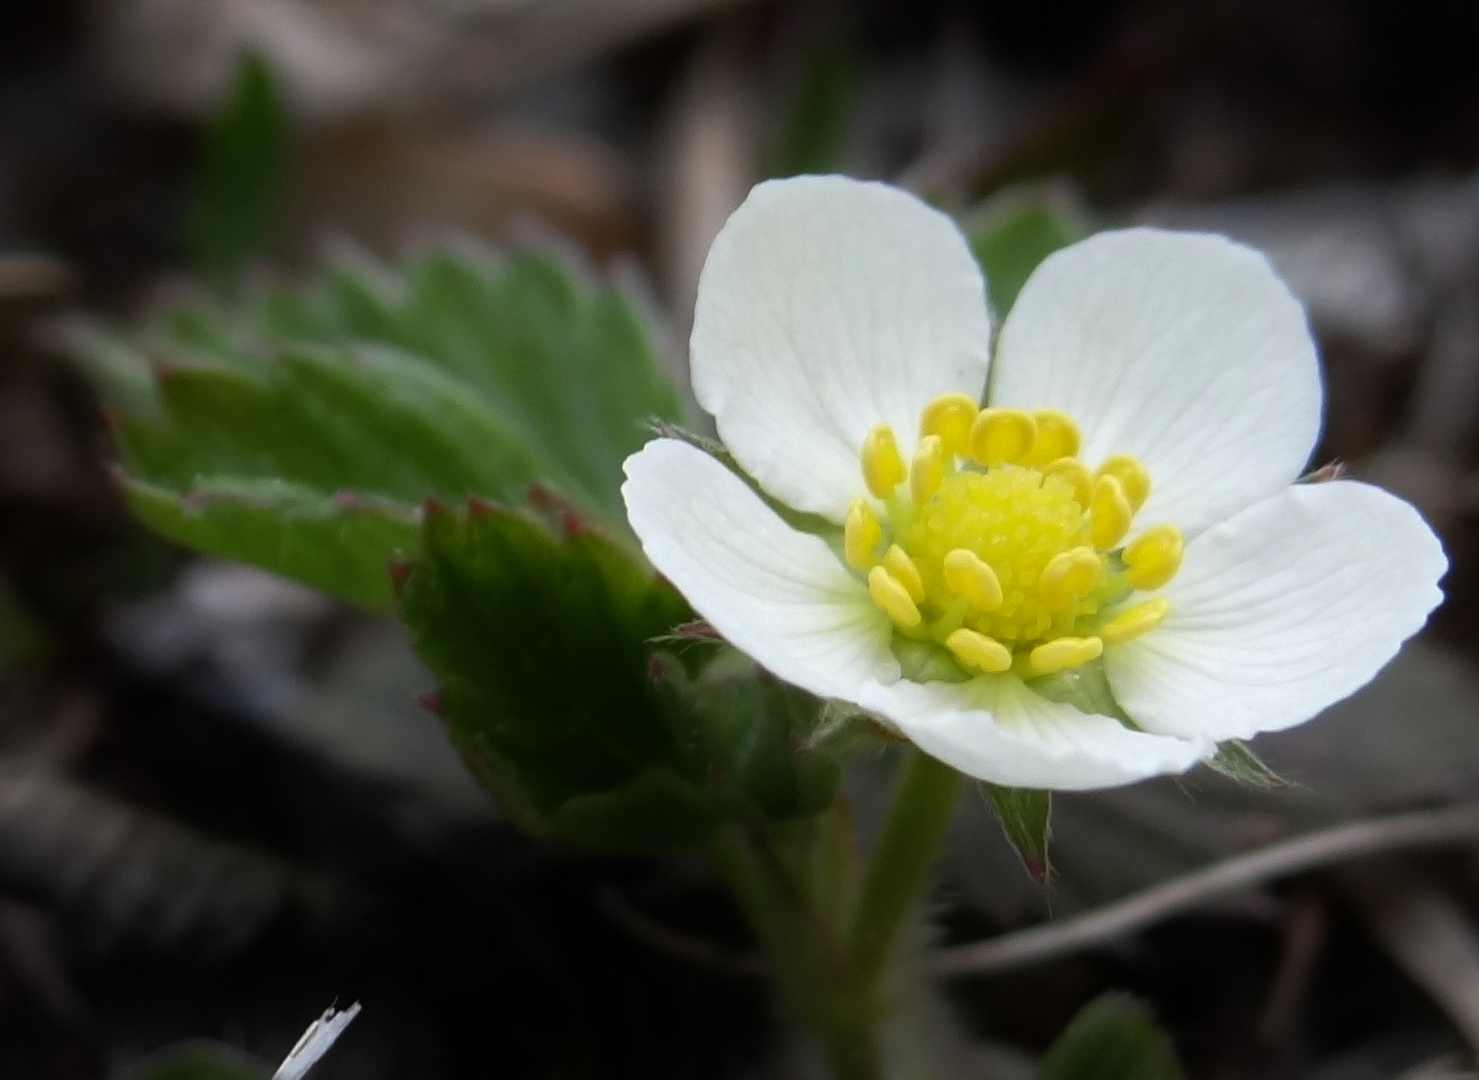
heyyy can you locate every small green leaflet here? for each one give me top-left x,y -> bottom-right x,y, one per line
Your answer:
1039,993 -> 1185,1080
983,784 -> 1052,883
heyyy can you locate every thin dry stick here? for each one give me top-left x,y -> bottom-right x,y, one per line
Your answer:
933,804 -> 1479,978
596,884 -> 767,977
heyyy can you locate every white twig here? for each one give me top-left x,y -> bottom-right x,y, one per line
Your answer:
932,805 -> 1479,978
274,1002 -> 362,1080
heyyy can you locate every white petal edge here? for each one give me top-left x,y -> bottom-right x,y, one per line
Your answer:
622,438 -> 899,698
690,175 -> 992,522
856,675 -> 1209,791
1106,480 -> 1446,742
991,228 -> 1323,538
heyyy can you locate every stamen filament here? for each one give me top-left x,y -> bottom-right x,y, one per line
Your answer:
1101,598 -> 1171,645
945,628 -> 1013,674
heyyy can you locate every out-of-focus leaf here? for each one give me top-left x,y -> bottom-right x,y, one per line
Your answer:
120,1041 -> 269,1080
984,784 -> 1052,883
187,52 -> 289,285
400,501 -> 703,848
1039,993 -> 1184,1080
771,34 -> 856,177
965,184 -> 1088,317
63,246 -> 682,613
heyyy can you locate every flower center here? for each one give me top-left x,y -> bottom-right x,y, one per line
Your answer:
843,393 -> 1184,680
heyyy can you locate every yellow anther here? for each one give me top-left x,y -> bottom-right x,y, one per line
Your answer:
1098,454 -> 1152,512
883,545 -> 925,604
919,392 -> 979,457
1100,599 -> 1171,646
1124,524 -> 1184,590
844,499 -> 882,570
861,425 -> 907,498
971,408 -> 1038,466
910,434 -> 945,506
1043,457 -> 1093,507
1028,410 -> 1082,465
942,548 -> 1004,611
1090,474 -> 1133,550
945,628 -> 1013,675
1038,546 -> 1101,609
1029,635 -> 1103,676
869,566 -> 921,629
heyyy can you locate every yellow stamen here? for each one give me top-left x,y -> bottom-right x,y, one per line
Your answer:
945,628 -> 1013,674
1029,635 -> 1103,676
1124,524 -> 1184,590
883,545 -> 926,604
942,548 -> 1004,611
910,434 -> 945,506
971,408 -> 1038,466
844,499 -> 882,570
919,392 -> 979,457
1038,546 -> 1100,609
1043,457 -> 1093,506
861,425 -> 907,498
1098,454 -> 1151,512
869,566 -> 921,628
1090,474 -> 1133,550
1028,410 -> 1082,465
1100,599 -> 1171,646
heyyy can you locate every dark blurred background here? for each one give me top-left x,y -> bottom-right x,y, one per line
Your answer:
7,2 -> 1479,1078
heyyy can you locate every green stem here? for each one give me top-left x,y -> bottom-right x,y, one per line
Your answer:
846,747 -> 964,987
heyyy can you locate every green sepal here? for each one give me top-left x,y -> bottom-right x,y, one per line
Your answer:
964,183 -> 1088,319
983,784 -> 1052,883
1207,740 -> 1285,789
1039,993 -> 1184,1080
120,1041 -> 270,1080
550,769 -> 722,851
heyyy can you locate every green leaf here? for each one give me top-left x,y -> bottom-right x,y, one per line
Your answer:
186,51 -> 289,285
670,657 -> 841,820
400,502 -> 706,847
964,184 -> 1088,318
771,34 -> 857,177
983,784 -> 1052,883
120,1041 -> 269,1080
1206,740 -> 1285,790
121,474 -> 419,613
64,245 -> 682,613
1039,993 -> 1184,1080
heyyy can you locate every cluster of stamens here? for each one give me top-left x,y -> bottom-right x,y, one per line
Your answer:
845,393 -> 1184,680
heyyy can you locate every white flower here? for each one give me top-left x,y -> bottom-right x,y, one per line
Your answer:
621,175 -> 1446,791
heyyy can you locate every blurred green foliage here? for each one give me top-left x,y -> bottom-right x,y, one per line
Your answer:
771,34 -> 857,177
1039,994 -> 1185,1080
186,52 -> 289,286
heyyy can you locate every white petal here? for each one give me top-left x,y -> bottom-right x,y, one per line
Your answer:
691,176 -> 991,521
991,228 -> 1322,537
1106,480 -> 1446,742
857,675 -> 1208,791
622,438 -> 898,696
